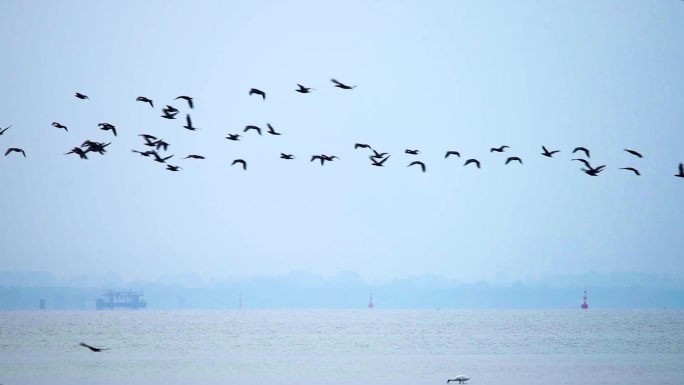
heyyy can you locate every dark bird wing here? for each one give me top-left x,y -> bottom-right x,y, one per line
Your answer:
445,151 -> 460,158
624,149 -> 643,158
232,159 -> 247,170
572,147 -> 590,158
572,158 -> 592,169
407,161 -> 426,172
464,159 -> 481,168
505,156 -> 522,164
330,79 -> 344,86
620,167 -> 640,175
355,143 -> 371,149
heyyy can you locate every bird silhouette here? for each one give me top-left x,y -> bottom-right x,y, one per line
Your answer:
79,342 -> 108,352
65,147 -> 88,159
572,147 -> 591,158
624,149 -> 643,158
175,95 -> 194,109
541,146 -> 560,158
407,160 -> 426,172
152,151 -> 173,163
183,114 -> 199,131
152,140 -> 170,151
571,158 -> 592,169
249,88 -> 266,100
295,84 -> 314,93
74,92 -> 89,100
231,159 -> 247,170
52,122 -> 68,132
405,149 -> 420,155
505,156 -> 523,165
371,155 -> 390,167
354,143 -> 372,150
81,141 -> 110,155
244,125 -> 262,135
98,123 -> 117,137
310,155 -> 337,166
161,105 -> 178,119
266,123 -> 281,135
136,96 -> 154,108
620,167 -> 640,176
183,154 -> 205,160
370,149 -> 388,159
676,163 -> 684,178
139,134 -> 157,144
446,375 -> 470,384
4,148 -> 26,157
445,150 -> 461,158
331,78 -> 356,89
464,159 -> 481,168
280,153 -> 295,159
132,150 -> 155,157
582,166 -> 605,176
225,134 -> 241,141
166,164 -> 182,171
490,145 -> 509,153
0,125 -> 10,135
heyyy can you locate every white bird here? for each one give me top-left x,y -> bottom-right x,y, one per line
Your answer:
447,375 -> 470,384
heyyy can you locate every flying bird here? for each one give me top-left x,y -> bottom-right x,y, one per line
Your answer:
624,149 -> 643,158
541,146 -> 560,158
445,150 -> 461,158
407,160 -> 426,172
370,149 -> 388,159
161,105 -> 178,119
65,147 -> 88,159
572,146 -> 591,158
464,159 -> 481,168
405,149 -> 420,155
166,164 -> 182,171
295,84 -> 314,93
4,148 -> 26,157
505,156 -> 523,165
371,155 -> 390,167
571,158 -> 592,169
183,154 -> 205,160
79,342 -> 109,352
619,167 -> 640,176
52,122 -> 68,132
74,92 -> 89,100
310,155 -> 338,166
244,125 -> 262,135
354,143 -> 372,150
98,123 -> 117,136
175,95 -> 194,109
676,163 -> 684,178
152,152 -> 173,163
280,153 -> 295,159
139,134 -> 157,144
152,140 -> 169,151
446,375 -> 470,384
81,141 -> 110,155
225,134 -> 241,141
132,150 -> 155,157
231,159 -> 247,170
266,123 -> 281,135
0,125 -> 10,135
183,114 -> 198,131
490,145 -> 509,153
249,88 -> 266,100
136,96 -> 154,108
331,78 -> 356,89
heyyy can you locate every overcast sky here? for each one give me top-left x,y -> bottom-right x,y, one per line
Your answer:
0,0 -> 682,283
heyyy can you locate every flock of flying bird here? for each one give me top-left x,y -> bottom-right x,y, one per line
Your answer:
1,78 -> 684,178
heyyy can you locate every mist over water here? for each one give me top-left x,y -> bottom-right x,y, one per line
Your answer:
2,310 -> 683,385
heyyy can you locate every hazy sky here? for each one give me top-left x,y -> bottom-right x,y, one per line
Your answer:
0,0 -> 682,282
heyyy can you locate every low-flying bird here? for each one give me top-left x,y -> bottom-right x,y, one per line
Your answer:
572,146 -> 591,158
490,145 -> 509,153
175,95 -> 194,109
464,158 -> 481,168
280,153 -> 295,159
405,149 -> 420,155
152,152 -> 173,163
331,78 -> 356,89
65,147 -> 88,159
136,96 -> 154,108
0,125 -> 10,135
266,123 -> 281,135
244,125 -> 262,135
183,114 -> 198,131
624,149 -> 643,158
225,134 -> 241,141
407,160 -> 426,172
620,167 -> 640,176
132,149 -> 155,157
79,342 -> 108,352
676,163 -> 684,178
445,150 -> 461,158
541,145 -> 560,158
98,123 -> 117,136
505,156 -> 523,165
4,148 -> 26,157
183,154 -> 205,160
52,122 -> 68,132
249,88 -> 266,100
74,92 -> 89,100
355,143 -> 372,150
371,155 -> 390,167
446,375 -> 470,384
166,164 -> 182,171
295,84 -> 314,93
231,159 -> 247,170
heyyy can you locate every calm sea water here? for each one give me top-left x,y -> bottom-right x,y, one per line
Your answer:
1,310 -> 683,385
